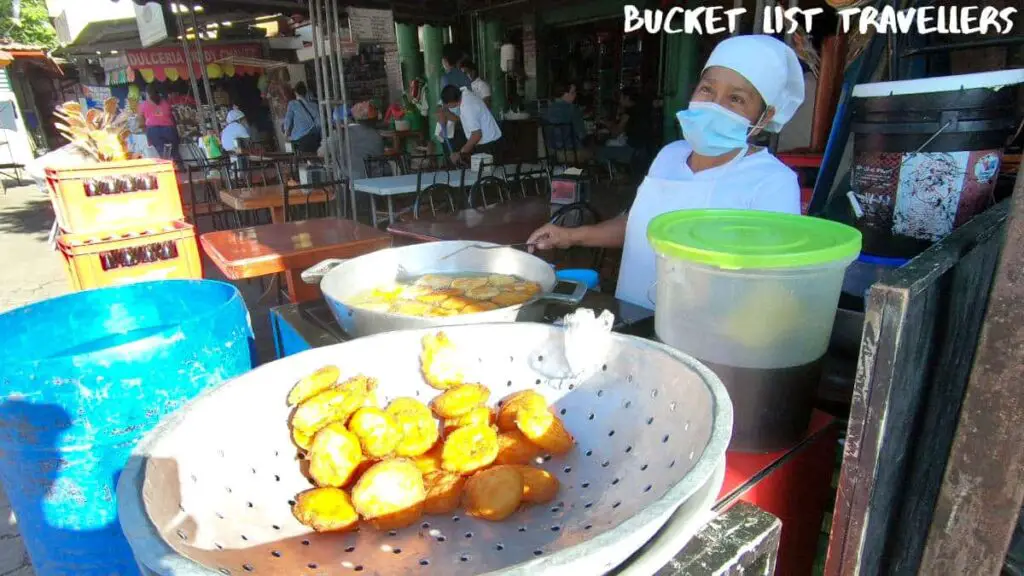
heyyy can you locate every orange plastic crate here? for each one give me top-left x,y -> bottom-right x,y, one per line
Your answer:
57,220 -> 202,291
45,159 -> 184,234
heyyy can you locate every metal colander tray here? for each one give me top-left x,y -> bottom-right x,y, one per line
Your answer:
118,323 -> 732,575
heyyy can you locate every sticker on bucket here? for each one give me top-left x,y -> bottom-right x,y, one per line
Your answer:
852,149 -> 1001,242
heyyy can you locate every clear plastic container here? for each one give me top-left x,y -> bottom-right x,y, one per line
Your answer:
648,210 -> 861,452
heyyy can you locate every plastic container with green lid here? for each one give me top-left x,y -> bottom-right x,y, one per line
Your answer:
647,209 -> 861,453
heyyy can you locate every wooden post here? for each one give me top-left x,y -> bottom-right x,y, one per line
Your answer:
917,158 -> 1024,573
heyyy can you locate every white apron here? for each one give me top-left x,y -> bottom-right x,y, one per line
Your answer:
615,162 -> 755,308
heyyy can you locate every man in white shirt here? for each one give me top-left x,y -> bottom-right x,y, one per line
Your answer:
461,61 -> 492,108
440,85 -> 502,166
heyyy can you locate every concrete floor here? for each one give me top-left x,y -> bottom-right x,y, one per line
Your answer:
0,183 -> 284,574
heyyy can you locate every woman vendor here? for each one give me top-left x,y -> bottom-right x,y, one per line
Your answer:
527,35 -> 805,309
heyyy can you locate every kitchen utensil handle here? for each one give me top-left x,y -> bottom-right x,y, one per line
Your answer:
540,279 -> 589,305
301,259 -> 347,285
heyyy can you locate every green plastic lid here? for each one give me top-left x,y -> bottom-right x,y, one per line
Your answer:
647,209 -> 862,270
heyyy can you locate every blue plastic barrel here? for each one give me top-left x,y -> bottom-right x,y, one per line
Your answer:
0,280 -> 255,576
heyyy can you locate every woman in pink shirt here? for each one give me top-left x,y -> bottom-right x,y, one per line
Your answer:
138,84 -> 181,164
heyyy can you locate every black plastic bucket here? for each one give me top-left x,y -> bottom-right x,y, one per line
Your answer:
849,69 -> 1024,258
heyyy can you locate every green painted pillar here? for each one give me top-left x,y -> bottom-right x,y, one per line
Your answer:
422,24 -> 444,146
661,32 -> 700,144
484,19 -> 506,114
395,23 -> 422,86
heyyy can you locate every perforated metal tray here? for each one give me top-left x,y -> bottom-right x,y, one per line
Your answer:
118,323 -> 732,575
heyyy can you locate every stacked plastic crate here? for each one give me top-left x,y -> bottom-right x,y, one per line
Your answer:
45,159 -> 202,290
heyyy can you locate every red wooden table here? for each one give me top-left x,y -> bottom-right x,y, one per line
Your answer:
200,218 -> 391,302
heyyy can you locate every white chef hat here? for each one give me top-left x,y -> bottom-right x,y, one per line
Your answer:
226,108 -> 245,124
703,35 -> 805,132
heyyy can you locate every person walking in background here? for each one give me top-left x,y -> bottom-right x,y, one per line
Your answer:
283,82 -> 322,153
137,84 -> 181,164
461,61 -> 492,108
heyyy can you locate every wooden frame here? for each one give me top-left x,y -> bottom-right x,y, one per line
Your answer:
826,199 -> 1011,574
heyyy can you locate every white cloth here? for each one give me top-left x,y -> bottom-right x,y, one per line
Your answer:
456,88 -> 502,145
226,108 -> 245,124
471,78 -> 492,100
220,121 -> 250,153
614,140 -> 801,308
703,35 -> 805,132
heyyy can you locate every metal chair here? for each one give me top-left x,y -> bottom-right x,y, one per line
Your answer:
413,183 -> 466,219
364,154 -> 403,178
513,162 -> 551,198
550,201 -> 604,269
468,175 -> 512,209
277,163 -> 346,222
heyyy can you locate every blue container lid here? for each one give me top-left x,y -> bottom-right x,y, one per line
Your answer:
556,269 -> 600,290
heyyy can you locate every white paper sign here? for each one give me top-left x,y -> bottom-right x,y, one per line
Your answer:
134,2 -> 169,49
347,7 -> 395,43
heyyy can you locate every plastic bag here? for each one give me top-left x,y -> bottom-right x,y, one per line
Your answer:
563,308 -> 615,379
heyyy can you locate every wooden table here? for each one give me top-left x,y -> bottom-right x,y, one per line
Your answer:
387,197 -> 553,245
219,185 -> 332,224
199,218 -> 391,302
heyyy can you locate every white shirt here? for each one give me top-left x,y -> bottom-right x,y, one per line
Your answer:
471,78 -> 492,100
220,121 -> 250,153
456,88 -> 502,145
615,140 -> 801,309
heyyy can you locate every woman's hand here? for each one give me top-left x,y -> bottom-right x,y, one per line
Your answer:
527,224 -> 575,252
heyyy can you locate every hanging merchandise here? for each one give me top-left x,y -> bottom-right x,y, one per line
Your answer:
257,74 -> 269,94
500,43 -> 517,73
127,85 -> 140,101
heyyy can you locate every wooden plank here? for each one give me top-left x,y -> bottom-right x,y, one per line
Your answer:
917,157 -> 1024,574
825,199 -> 1011,575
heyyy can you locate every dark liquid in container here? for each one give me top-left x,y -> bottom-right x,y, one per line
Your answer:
698,357 -> 823,453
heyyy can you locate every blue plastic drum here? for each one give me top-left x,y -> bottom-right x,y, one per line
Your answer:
0,280 -> 255,575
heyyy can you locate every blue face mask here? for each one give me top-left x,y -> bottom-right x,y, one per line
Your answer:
449,106 -> 461,116
676,101 -> 759,157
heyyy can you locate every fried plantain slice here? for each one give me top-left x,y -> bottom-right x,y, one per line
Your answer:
451,277 -> 489,291
496,390 -> 549,432
348,407 -> 403,459
415,274 -> 454,290
430,383 -> 491,419
351,459 -> 425,530
287,365 -> 340,406
515,409 -> 575,455
463,465 -> 524,521
411,441 -> 444,474
494,429 -> 544,465
422,470 -> 466,515
441,424 -> 499,475
387,397 -> 440,457
516,466 -> 560,504
420,331 -> 464,390
443,406 -> 495,435
465,286 -> 501,300
308,423 -> 364,488
462,301 -> 499,314
486,274 -> 517,286
290,375 -> 377,444
291,487 -> 359,532
491,291 -> 534,307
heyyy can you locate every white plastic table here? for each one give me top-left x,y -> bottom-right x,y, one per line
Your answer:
351,163 -> 547,224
